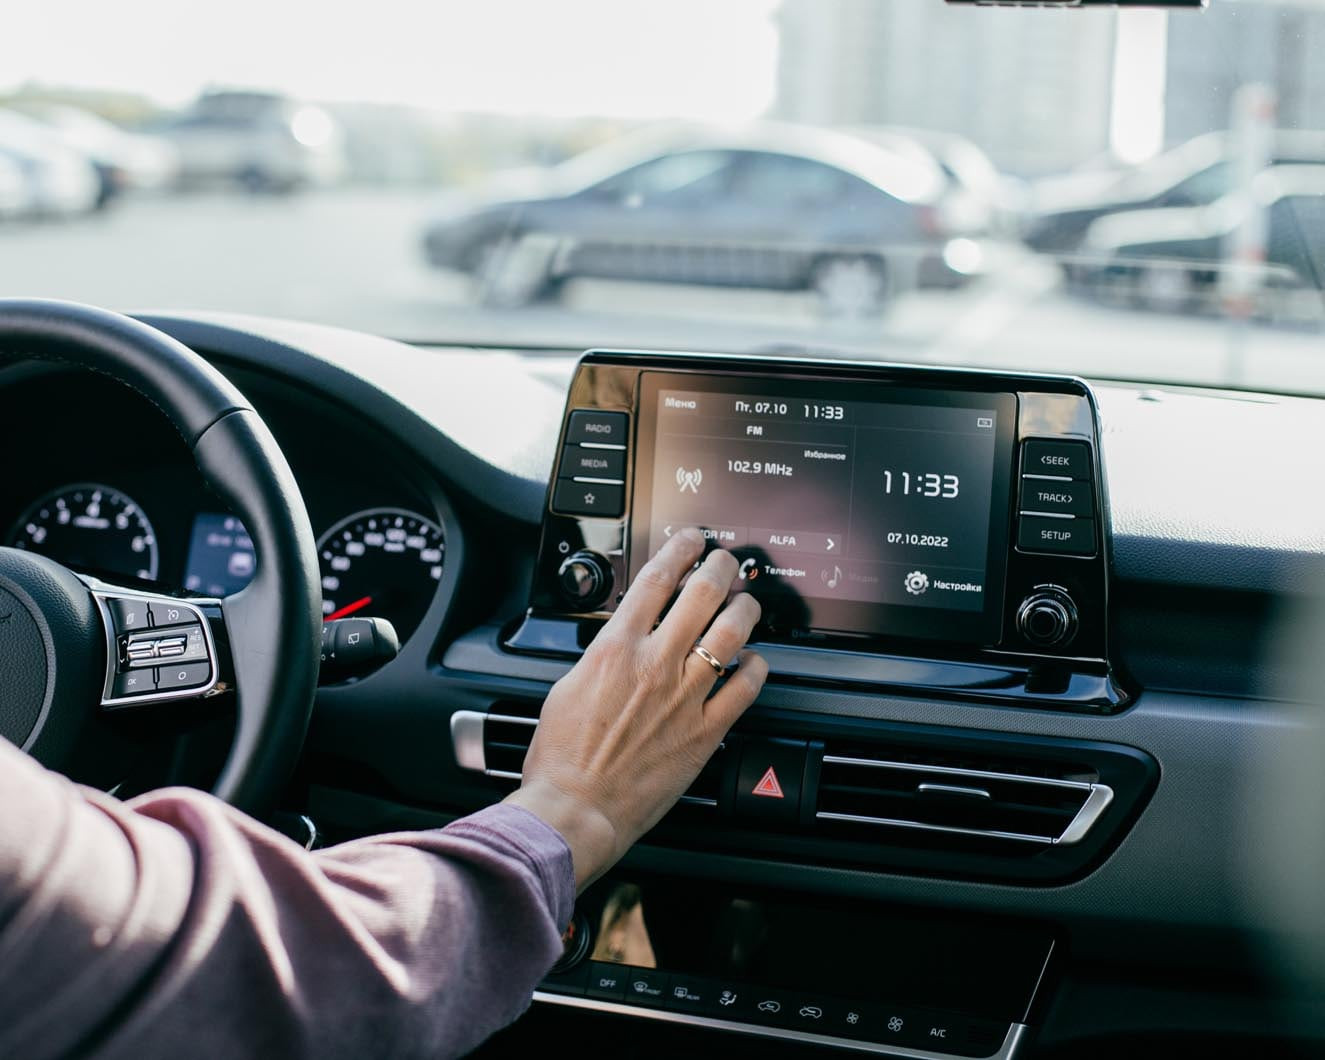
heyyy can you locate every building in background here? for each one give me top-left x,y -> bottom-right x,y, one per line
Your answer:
774,0 -> 1119,175
1164,0 -> 1325,145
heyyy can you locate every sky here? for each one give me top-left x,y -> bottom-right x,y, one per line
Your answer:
0,0 -> 781,119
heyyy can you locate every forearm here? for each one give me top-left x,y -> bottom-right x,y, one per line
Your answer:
0,740 -> 573,1060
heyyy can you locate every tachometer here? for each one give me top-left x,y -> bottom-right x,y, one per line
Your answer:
317,508 -> 445,643
8,483 -> 159,582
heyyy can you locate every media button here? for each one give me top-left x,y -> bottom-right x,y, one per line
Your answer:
1018,516 -> 1096,556
553,480 -> 624,518
1023,440 -> 1092,480
560,445 -> 626,481
1020,476 -> 1093,517
585,961 -> 628,1001
566,409 -> 629,447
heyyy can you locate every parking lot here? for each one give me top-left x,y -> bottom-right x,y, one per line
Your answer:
3,188 -> 1323,395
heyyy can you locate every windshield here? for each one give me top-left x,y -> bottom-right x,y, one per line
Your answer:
3,0 -> 1323,394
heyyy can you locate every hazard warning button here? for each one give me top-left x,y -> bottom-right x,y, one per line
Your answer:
735,738 -> 807,824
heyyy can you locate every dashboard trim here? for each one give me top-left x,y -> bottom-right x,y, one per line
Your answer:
531,992 -> 1028,1059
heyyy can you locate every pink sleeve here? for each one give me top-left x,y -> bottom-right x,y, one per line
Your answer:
0,737 -> 574,1060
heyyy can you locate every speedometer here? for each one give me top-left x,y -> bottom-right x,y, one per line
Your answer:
8,483 -> 159,582
317,508 -> 445,643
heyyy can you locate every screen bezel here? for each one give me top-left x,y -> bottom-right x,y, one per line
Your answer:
629,370 -> 1018,647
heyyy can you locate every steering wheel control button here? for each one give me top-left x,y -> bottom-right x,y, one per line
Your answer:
112,669 -> 157,697
158,662 -> 211,691
1019,477 -> 1093,518
1022,439 -> 1092,480
566,409 -> 629,447
122,624 -> 209,668
552,479 -> 624,518
734,739 -> 807,825
621,967 -> 668,1007
110,598 -> 152,631
585,962 -> 628,1001
559,444 -> 626,482
1018,515 -> 1097,557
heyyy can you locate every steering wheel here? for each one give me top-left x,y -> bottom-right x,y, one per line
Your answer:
0,299 -> 321,813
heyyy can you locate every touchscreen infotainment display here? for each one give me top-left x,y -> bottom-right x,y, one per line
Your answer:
631,372 -> 1016,644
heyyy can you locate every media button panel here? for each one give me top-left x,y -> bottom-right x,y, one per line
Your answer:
1017,439 -> 1096,558
553,409 -> 629,517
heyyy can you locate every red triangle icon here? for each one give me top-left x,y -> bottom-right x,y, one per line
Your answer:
751,766 -> 784,799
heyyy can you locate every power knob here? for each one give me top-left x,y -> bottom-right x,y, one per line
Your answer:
557,551 -> 613,612
1016,587 -> 1079,649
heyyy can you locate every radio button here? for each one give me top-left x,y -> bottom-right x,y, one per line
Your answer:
1023,440 -> 1092,480
566,409 -> 629,447
552,480 -> 624,517
1020,476 -> 1093,517
1018,516 -> 1096,556
559,444 -> 625,481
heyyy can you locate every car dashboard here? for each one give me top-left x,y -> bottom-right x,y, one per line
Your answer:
4,312 -> 1324,1058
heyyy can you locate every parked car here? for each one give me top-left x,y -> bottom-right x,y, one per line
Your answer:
14,103 -> 179,206
1022,129 -> 1325,256
1072,164 -> 1325,317
861,124 -> 1025,237
0,108 -> 101,218
421,122 -> 977,315
0,153 -> 31,219
152,91 -> 344,192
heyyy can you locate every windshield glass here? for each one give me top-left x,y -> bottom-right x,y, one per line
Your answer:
3,0 -> 1323,393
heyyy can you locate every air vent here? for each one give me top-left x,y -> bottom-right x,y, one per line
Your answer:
450,708 -> 722,806
815,744 -> 1113,846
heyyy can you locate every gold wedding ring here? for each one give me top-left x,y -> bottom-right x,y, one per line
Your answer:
690,643 -> 727,677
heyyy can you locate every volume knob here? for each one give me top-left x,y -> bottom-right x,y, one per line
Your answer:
557,551 -> 613,612
1016,588 -> 1078,649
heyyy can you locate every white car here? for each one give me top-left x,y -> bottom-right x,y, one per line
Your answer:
0,153 -> 32,219
155,91 -> 345,192
0,108 -> 100,217
16,103 -> 180,200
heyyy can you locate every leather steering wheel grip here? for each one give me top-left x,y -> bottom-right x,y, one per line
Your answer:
0,298 -> 321,813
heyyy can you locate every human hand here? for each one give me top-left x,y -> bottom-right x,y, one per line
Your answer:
506,528 -> 767,889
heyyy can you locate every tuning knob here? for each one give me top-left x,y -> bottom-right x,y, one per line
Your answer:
558,551 -> 614,611
1016,586 -> 1079,649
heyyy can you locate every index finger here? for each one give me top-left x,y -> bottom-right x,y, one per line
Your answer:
607,527 -> 706,634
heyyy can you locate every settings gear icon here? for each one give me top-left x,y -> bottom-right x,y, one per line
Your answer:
904,570 -> 929,596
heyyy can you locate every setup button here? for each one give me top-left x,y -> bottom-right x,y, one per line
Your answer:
1018,516 -> 1096,556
